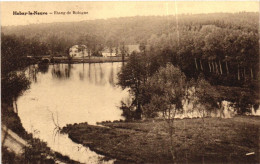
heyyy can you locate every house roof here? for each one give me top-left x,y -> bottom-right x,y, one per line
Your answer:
70,45 -> 87,50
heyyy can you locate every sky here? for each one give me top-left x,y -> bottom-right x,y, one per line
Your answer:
1,1 -> 259,26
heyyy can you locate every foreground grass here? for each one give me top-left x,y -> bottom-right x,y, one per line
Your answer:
62,116 -> 260,163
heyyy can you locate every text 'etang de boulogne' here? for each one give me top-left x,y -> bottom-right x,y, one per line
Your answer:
13,11 -> 88,15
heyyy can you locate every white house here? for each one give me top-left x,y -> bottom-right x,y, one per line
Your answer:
69,45 -> 89,58
102,45 -> 140,57
101,48 -> 117,57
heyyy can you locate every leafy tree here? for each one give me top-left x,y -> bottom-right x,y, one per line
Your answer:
1,34 -> 34,75
188,75 -> 220,118
186,75 -> 220,162
118,52 -> 148,119
143,64 -> 186,160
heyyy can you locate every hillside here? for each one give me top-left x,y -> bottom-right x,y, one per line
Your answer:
2,12 -> 258,46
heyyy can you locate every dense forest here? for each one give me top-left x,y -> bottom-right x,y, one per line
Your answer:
2,12 -> 259,84
2,12 -> 258,55
2,12 -> 258,44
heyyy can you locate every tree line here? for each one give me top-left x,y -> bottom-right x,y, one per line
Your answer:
146,24 -> 259,87
2,12 -> 258,57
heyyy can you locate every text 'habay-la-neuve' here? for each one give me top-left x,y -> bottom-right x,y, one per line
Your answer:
13,11 -> 88,15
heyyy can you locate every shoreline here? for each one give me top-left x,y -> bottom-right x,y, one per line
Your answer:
62,116 -> 260,163
36,56 -> 129,64
1,103 -> 80,164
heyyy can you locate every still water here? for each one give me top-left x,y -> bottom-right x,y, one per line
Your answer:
15,62 -> 259,163
17,63 -> 129,163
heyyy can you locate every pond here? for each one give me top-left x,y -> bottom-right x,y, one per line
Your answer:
15,62 -> 259,163
16,63 -> 129,163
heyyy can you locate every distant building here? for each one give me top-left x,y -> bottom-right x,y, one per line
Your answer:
88,44 -> 141,57
101,48 -> 117,57
112,44 -> 140,57
69,45 -> 89,58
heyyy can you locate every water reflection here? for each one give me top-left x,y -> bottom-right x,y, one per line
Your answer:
26,63 -> 122,87
38,63 -> 49,74
51,64 -> 72,79
88,64 -> 92,83
28,65 -> 38,82
99,63 -> 105,86
79,64 -> 85,81
17,62 -> 128,163
109,63 -> 115,87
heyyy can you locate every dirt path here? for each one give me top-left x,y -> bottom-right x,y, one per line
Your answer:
1,125 -> 28,156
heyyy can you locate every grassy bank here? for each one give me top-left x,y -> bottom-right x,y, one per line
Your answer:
62,116 -> 260,163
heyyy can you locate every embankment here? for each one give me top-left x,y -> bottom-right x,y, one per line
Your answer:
62,116 -> 260,163
1,103 -> 79,163
49,56 -> 129,64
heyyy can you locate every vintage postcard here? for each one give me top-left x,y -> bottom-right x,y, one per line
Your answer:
1,1 -> 259,163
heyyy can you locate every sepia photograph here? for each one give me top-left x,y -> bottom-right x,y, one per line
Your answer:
1,1 -> 259,163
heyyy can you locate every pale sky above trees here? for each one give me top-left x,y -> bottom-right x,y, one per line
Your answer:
1,1 -> 259,26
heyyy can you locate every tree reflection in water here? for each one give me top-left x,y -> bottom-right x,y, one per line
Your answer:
94,63 -> 97,84
98,63 -> 105,86
79,63 -> 106,85
88,63 -> 92,83
38,63 -> 49,74
51,64 -> 72,79
79,63 -> 85,81
109,63 -> 115,86
28,65 -> 38,83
